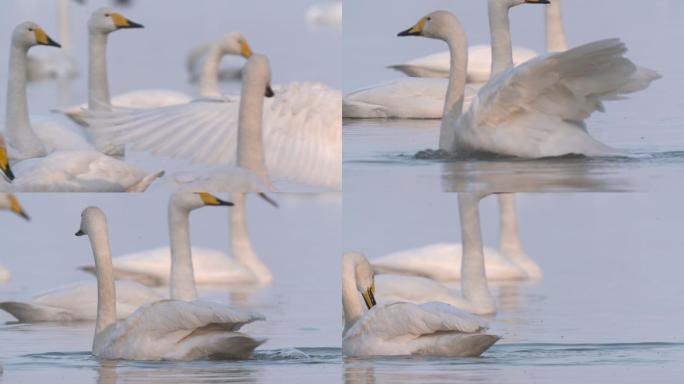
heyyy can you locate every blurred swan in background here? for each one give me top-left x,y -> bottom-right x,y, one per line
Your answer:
0,194 -> 30,282
399,4 -> 659,158
77,203 -> 265,360
373,194 -> 541,281
306,1 -> 342,28
87,55 -> 342,190
185,32 -> 256,86
341,250 -> 499,357
81,193 -> 273,287
27,0 -> 84,82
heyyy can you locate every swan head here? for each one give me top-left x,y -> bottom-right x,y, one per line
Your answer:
489,0 -> 550,10
344,252 -> 377,310
89,8 -> 144,35
216,32 -> 253,59
170,192 -> 234,212
12,22 -> 61,50
75,207 -> 107,237
397,11 -> 462,41
244,55 -> 275,98
0,194 -> 29,221
0,135 -> 14,182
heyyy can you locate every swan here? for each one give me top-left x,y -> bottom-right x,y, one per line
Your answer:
306,1 -> 342,28
26,0 -> 84,81
185,32 -> 255,88
372,194 -> 541,281
86,54 -> 342,190
81,193 -> 273,287
77,205 -> 265,360
341,251 -> 499,357
398,5 -> 660,158
0,193 -> 30,282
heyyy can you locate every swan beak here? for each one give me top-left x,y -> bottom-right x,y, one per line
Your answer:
0,147 -> 14,181
524,0 -> 551,4
8,195 -> 29,221
35,28 -> 61,48
198,192 -> 234,207
258,193 -> 279,208
362,284 -> 377,309
265,84 -> 275,98
75,229 -> 85,236
398,17 -> 427,37
240,39 -> 253,59
112,13 -> 144,29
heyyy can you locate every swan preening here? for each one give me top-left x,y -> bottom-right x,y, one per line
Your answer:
398,4 -> 659,158
342,251 -> 499,358
0,193 -> 30,282
87,55 -> 342,190
77,204 -> 265,360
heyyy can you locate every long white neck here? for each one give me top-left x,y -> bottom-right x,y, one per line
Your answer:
497,193 -> 542,279
545,0 -> 568,52
438,22 -> 469,151
90,224 -> 117,336
198,45 -> 222,97
488,2 -> 514,77
341,255 -> 365,335
168,202 -> 197,301
88,32 -> 111,110
230,193 -> 272,283
5,43 -> 45,158
238,76 -> 272,189
458,193 -> 496,313
58,0 -> 72,54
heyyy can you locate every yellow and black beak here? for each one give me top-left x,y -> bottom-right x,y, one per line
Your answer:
112,13 -> 144,29
398,17 -> 427,37
0,147 -> 14,181
198,192 -> 234,207
265,84 -> 275,98
239,39 -> 253,59
75,229 -> 85,236
8,195 -> 29,221
361,283 -> 377,310
525,0 -> 551,4
34,28 -> 61,48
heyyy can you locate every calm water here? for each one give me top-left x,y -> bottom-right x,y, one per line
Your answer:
0,0 -> 341,192
343,0 -> 684,193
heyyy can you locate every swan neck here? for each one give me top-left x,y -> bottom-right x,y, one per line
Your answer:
238,76 -> 272,188
546,0 -> 568,52
89,32 -> 111,110
169,203 -> 197,301
230,193 -> 271,283
198,45 -> 223,97
58,0 -> 72,53
439,28 -> 468,150
458,193 -> 495,310
498,194 -> 523,252
341,256 -> 364,335
489,3 -> 514,77
90,222 -> 117,336
5,44 -> 44,157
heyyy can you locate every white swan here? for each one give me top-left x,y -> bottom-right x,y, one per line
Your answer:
81,193 -> 273,286
341,251 -> 499,357
87,55 -> 342,190
26,0 -> 84,81
372,194 -> 541,281
398,5 -> 660,158
185,32 -> 255,88
77,205 -> 265,360
0,193 -> 30,282
306,1 -> 342,28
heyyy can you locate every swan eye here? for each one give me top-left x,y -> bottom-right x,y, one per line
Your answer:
28,28 -> 34,32
427,17 -> 431,21
105,13 -> 111,17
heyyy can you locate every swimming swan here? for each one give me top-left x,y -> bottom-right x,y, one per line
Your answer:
87,54 -> 341,190
185,32 -> 256,89
341,251 -> 499,357
81,193 -> 273,287
77,205 -> 265,360
372,194 -> 541,281
398,5 -> 660,158
0,194 -> 30,282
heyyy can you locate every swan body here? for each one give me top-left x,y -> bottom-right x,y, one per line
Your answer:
388,45 -> 538,82
0,280 -> 162,322
342,252 -> 498,357
77,205 -> 265,360
399,7 -> 660,158
87,61 -> 342,189
343,78 -> 478,119
306,1 -> 342,27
